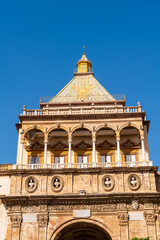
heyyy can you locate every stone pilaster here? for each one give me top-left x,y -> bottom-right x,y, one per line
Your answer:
37,214 -> 48,240
10,214 -> 22,240
144,212 -> 157,240
118,212 -> 129,240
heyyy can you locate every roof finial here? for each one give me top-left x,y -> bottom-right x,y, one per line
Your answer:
83,46 -> 85,54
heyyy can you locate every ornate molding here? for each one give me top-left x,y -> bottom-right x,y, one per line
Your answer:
25,142 -> 44,151
131,200 -> 139,210
48,204 -> 117,212
49,141 -> 67,150
37,214 -> 48,227
10,215 -> 22,228
121,139 -> 140,148
118,213 -> 129,225
97,140 -> 115,149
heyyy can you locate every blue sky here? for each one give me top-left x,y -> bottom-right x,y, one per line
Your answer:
0,1 -> 160,167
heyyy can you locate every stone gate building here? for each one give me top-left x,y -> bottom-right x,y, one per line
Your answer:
0,51 -> 160,240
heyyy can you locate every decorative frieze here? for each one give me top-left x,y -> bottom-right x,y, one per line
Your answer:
117,203 -> 127,210
48,204 -> 117,212
37,214 -> 48,227
10,215 -> 22,228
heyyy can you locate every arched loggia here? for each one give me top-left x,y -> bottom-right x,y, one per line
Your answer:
48,128 -> 68,168
120,126 -> 141,165
96,127 -> 116,167
72,128 -> 92,168
23,129 -> 44,168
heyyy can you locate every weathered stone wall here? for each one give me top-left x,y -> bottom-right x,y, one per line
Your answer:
8,168 -> 157,196
1,167 -> 159,240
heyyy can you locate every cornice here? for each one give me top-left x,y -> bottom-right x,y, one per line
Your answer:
19,112 -> 145,122
1,192 -> 160,206
0,166 -> 158,176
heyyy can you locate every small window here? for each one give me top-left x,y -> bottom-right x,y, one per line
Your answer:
100,155 -> 112,163
77,155 -> 88,168
125,154 -> 136,162
77,155 -> 88,164
77,155 -> 83,163
54,156 -> 65,164
29,156 -> 40,165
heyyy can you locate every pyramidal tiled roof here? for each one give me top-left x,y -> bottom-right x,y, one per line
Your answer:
50,74 -> 115,103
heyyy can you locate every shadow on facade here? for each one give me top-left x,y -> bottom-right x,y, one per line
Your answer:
53,221 -> 112,240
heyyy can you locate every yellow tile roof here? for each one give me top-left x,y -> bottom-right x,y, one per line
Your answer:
50,74 -> 115,103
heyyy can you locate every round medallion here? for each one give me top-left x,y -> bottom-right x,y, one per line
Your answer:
102,175 -> 115,191
51,176 -> 64,192
128,174 -> 141,191
25,176 -> 38,193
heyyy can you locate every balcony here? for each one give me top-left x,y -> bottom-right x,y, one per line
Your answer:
21,105 -> 142,117
12,161 -> 153,170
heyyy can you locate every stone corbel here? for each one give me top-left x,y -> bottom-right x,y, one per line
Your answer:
118,212 -> 129,225
37,214 -> 49,227
10,214 -> 22,228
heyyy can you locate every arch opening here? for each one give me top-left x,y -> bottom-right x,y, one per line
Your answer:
54,222 -> 112,240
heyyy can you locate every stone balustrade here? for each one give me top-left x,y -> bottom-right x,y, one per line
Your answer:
0,164 -> 13,171
13,161 -> 152,170
22,105 -> 142,116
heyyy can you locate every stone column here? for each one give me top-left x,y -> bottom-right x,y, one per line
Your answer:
116,134 -> 121,165
19,140 -> 24,166
92,132 -> 96,167
68,141 -> 72,168
37,214 -> 48,240
44,142 -> 48,166
44,134 -> 48,168
118,212 -> 129,240
68,132 -> 72,168
141,134 -> 146,162
10,214 -> 22,240
144,212 -> 157,240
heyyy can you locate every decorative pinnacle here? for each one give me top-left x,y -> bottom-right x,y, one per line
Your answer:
83,46 -> 85,54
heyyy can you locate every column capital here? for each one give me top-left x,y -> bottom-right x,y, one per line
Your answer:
116,131 -> 120,141
144,212 -> 156,225
116,136 -> 120,141
37,214 -> 49,227
44,134 -> 48,143
20,139 -> 24,144
68,131 -> 72,142
10,214 -> 22,228
92,131 -> 96,142
118,212 -> 129,226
